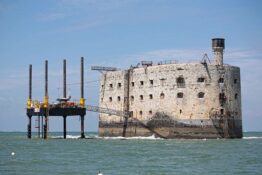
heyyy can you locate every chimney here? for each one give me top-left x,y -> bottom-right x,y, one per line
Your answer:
212,38 -> 225,65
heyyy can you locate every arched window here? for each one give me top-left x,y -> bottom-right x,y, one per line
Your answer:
177,92 -> 183,98
160,92 -> 165,99
198,92 -> 205,98
177,77 -> 185,88
117,96 -> 121,101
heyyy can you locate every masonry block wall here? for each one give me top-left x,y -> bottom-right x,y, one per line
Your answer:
98,63 -> 242,138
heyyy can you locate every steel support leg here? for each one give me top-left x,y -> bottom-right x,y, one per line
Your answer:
80,115 -> 85,138
63,116 -> 67,139
27,115 -> 32,139
44,115 -> 48,139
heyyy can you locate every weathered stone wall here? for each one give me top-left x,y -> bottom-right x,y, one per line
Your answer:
98,63 -> 242,138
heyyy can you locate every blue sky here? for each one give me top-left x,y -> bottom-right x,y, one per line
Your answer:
0,0 -> 261,132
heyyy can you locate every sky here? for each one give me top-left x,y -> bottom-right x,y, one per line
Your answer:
0,0 -> 262,132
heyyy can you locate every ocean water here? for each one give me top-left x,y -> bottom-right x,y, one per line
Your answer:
0,132 -> 261,175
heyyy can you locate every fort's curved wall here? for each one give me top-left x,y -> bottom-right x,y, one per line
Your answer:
98,63 -> 242,138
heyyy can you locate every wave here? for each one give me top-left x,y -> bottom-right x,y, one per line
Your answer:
243,136 -> 262,139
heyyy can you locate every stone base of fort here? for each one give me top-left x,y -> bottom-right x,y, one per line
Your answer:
99,118 -> 243,139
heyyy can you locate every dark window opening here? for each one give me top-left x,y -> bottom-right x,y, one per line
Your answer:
160,92 -> 165,99
198,92 -> 205,98
118,83 -> 121,88
109,97 -> 112,102
180,109 -> 182,114
101,85 -> 104,88
219,93 -> 226,100
140,95 -> 143,100
140,81 -> 144,86
219,93 -> 226,105
234,79 -> 238,84
235,93 -> 238,100
109,83 -> 113,88
149,94 -> 153,99
218,78 -> 224,83
139,111 -> 143,115
197,77 -> 205,82
220,109 -> 224,115
131,82 -> 134,87
130,96 -> 134,101
177,92 -> 184,98
117,96 -> 121,102
150,80 -> 153,85
177,77 -> 185,88
149,110 -> 152,115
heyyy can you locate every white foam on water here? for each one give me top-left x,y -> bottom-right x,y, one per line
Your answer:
50,134 -> 163,140
97,134 -> 163,140
50,135 -> 80,139
243,136 -> 262,139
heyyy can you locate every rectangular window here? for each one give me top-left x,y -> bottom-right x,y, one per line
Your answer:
150,80 -> 153,85
177,77 -> 185,88
131,82 -> 134,87
109,97 -> 112,102
109,83 -> 113,88
219,78 -> 224,83
149,94 -> 153,99
140,81 -> 144,86
197,77 -> 205,82
117,96 -> 121,101
177,92 -> 183,98
130,111 -> 133,117
118,83 -> 121,88
140,95 -> 143,100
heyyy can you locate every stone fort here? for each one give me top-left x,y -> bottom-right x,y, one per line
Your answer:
98,38 -> 242,138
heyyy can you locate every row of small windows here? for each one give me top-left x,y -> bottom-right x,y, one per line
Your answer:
106,93 -> 238,102
105,78 -> 238,89
109,83 -> 122,88
130,109 -> 183,117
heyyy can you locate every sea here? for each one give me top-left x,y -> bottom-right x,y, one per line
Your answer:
0,132 -> 261,175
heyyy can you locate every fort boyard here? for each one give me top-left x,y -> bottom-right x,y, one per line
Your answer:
98,38 -> 242,139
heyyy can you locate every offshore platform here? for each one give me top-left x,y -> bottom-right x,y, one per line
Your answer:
26,57 -> 129,139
